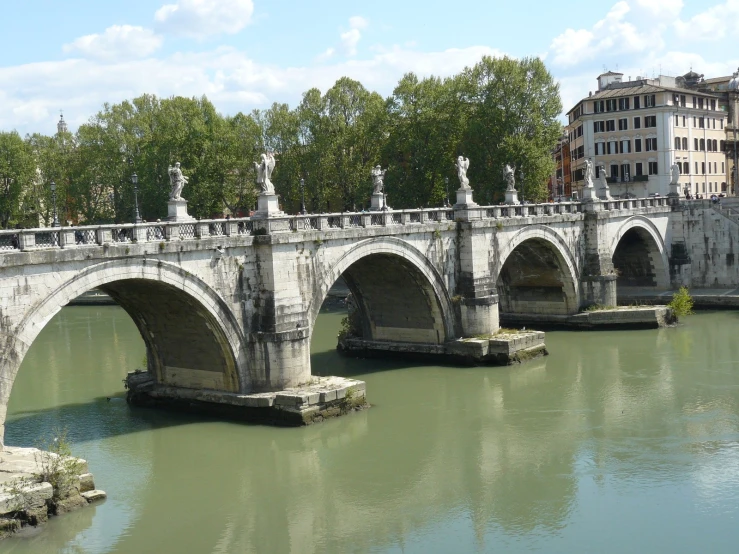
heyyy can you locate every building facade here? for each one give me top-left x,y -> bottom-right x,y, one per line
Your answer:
567,71 -> 728,198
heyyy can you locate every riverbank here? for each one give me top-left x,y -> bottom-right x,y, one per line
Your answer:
0,446 -> 105,539
502,306 -> 675,330
618,287 -> 739,309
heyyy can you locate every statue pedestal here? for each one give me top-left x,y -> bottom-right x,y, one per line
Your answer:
167,199 -> 195,222
504,189 -> 519,205
581,186 -> 597,201
669,181 -> 681,196
253,193 -> 283,218
597,186 -> 612,201
370,193 -> 386,211
455,188 -> 476,207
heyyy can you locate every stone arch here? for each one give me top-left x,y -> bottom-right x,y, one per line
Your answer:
309,237 -> 455,344
610,216 -> 669,288
494,225 -> 581,316
0,258 -> 246,443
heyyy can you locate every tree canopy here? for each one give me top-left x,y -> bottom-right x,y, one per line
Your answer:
0,55 -> 562,228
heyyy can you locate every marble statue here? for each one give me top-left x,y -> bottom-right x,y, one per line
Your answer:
456,156 -> 470,189
254,153 -> 276,194
503,163 -> 516,191
371,165 -> 387,195
671,162 -> 681,185
168,162 -> 188,201
599,164 -> 609,189
584,159 -> 595,188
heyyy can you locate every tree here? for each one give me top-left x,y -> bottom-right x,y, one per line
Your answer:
0,131 -> 35,228
461,56 -> 562,203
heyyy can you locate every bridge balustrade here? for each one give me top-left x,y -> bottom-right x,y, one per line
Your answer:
0,197 -> 671,253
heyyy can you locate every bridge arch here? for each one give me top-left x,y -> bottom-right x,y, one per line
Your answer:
610,216 -> 669,289
1,258 -> 246,443
493,225 -> 581,316
310,237 -> 455,345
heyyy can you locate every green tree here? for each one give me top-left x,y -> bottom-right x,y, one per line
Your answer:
461,56 -> 562,203
0,131 -> 36,228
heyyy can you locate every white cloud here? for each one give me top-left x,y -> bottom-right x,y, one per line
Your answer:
63,25 -> 163,61
341,16 -> 369,56
632,0 -> 684,20
549,1 -> 657,68
674,0 -> 739,41
0,44 -> 505,135
154,0 -> 254,38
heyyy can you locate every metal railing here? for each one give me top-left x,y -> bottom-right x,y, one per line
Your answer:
0,197 -> 671,253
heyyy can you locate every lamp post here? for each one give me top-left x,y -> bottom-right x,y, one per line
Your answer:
131,172 -> 142,224
300,178 -> 306,215
444,177 -> 450,207
50,180 -> 59,227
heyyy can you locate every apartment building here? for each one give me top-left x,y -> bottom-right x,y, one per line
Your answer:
566,71 -> 728,198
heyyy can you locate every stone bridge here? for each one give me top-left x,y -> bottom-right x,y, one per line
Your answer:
0,197 -> 673,445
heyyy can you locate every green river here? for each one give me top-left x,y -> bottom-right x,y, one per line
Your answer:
3,306 -> 739,553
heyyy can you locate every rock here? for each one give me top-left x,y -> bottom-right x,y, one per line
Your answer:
53,493 -> 88,515
24,506 -> 49,526
0,482 -> 53,514
0,517 -> 20,534
81,490 -> 107,503
78,473 -> 95,493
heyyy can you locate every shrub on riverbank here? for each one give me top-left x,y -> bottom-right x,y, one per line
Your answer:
668,287 -> 694,318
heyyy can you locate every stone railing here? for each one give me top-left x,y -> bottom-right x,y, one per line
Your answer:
0,197 -> 669,253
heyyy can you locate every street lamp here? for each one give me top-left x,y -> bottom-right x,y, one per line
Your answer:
50,180 -> 59,227
131,172 -> 142,224
300,178 -> 307,215
444,177 -> 450,207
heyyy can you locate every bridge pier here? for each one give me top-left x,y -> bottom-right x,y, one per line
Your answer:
580,207 -> 618,308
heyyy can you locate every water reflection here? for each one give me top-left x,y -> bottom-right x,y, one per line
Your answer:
4,308 -> 739,553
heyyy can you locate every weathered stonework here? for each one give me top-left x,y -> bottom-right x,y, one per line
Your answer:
0,199 -> 679,447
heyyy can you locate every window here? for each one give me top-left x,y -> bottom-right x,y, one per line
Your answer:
619,118 -> 628,131
633,96 -> 641,109
713,139 -> 718,151
595,142 -> 605,155
595,165 -> 601,178
646,138 -> 657,151
698,98 -> 704,109
619,97 -> 630,110
635,162 -> 643,176
606,120 -> 616,132
675,115 -> 679,126
699,117 -> 705,128
577,145 -> 584,159
692,96 -> 697,108
694,138 -> 699,150
721,119 -> 724,129
693,116 -> 697,127
649,161 -> 658,175
594,121 -> 605,133
606,99 -> 617,112
645,94 -> 656,107
621,139 -> 630,154
702,162 -> 706,174
675,137 -> 681,150
621,163 -> 630,181
608,141 -> 618,155
723,162 -> 726,174
680,95 -> 686,107
634,138 -> 642,152
683,162 -> 689,175
682,137 -> 688,150
645,115 -> 657,127
712,118 -> 716,129
594,100 -> 604,113
714,162 -> 717,174
700,138 -> 705,151
721,140 -> 726,152
682,115 -> 686,126
634,116 -> 641,129
610,164 -> 619,179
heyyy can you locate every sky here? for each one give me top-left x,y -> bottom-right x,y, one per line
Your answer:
0,0 -> 738,135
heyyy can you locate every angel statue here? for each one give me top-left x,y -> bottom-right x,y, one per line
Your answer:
584,159 -> 595,188
254,152 -> 276,194
168,162 -> 188,201
455,156 -> 470,189
670,162 -> 681,185
371,165 -> 387,194
503,163 -> 516,191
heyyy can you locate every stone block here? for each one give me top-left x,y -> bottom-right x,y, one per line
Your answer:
79,473 -> 95,493
0,482 -> 53,514
54,492 -> 88,515
81,490 -> 107,503
319,390 -> 337,402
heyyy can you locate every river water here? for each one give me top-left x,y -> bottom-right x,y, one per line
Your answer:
3,306 -> 739,553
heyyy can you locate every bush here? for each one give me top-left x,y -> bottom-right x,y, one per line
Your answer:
668,286 -> 694,318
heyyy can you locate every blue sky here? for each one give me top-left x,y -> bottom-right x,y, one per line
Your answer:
1,0 -> 737,135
